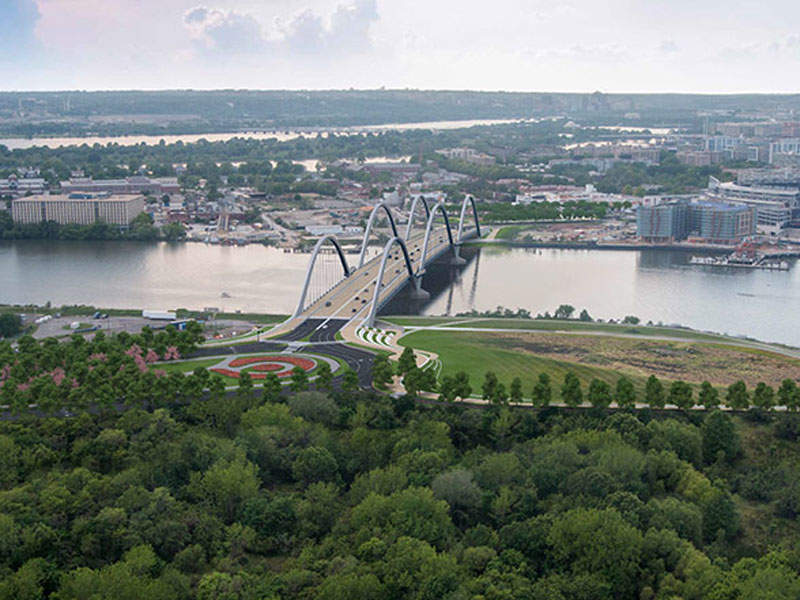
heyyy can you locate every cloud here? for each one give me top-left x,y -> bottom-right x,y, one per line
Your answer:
658,40 -> 679,54
532,43 -> 629,63
0,0 -> 41,59
183,6 -> 268,54
183,0 -> 379,58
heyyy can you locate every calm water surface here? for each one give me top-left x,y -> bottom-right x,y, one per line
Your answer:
0,119 -> 521,150
1,241 -> 798,345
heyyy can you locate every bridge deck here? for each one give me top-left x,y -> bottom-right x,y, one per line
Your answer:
270,226 -> 472,338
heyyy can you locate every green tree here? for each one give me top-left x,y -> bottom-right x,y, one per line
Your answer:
290,365 -> 309,392
752,382 -> 775,411
398,346 -> 416,375
482,371 -> 499,401
160,221 -> 186,241
261,372 -> 282,403
548,508 -> 643,598
615,376 -> 636,409
342,369 -> 360,394
509,377 -> 523,403
493,382 -> 509,405
532,372 -> 552,407
669,380 -> 694,411
453,371 -> 472,400
702,488 -> 740,543
702,410 -> 740,463
0,313 -> 22,338
726,380 -> 749,410
554,304 -> 575,319
236,370 -> 253,402
293,446 -> 339,485
196,456 -> 260,522
316,573 -> 385,600
645,375 -> 665,409
431,469 -> 482,511
438,375 -> 457,403
699,381 -> 719,410
403,366 -> 428,397
561,372 -> 583,407
588,378 -> 612,408
372,355 -> 394,390
315,361 -> 333,392
779,379 -> 799,410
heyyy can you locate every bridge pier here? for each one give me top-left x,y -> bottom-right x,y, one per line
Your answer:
451,245 -> 467,265
410,276 -> 430,300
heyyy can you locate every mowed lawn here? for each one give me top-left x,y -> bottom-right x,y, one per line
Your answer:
445,318 -> 733,342
400,328 -> 800,396
400,329 -> 647,395
157,358 -> 223,374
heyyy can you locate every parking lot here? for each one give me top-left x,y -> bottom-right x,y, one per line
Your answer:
30,314 -> 257,340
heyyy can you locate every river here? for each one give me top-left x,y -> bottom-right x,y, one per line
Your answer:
0,119 -> 522,150
1,241 -> 798,346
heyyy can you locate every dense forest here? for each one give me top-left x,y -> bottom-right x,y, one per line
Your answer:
2,330 -> 800,598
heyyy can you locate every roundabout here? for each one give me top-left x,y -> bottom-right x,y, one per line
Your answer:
208,353 -> 338,380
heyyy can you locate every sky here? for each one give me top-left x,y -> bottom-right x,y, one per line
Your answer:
2,0 -> 800,93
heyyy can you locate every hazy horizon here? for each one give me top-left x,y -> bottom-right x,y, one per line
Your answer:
3,0 -> 800,94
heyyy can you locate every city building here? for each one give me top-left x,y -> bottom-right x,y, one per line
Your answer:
636,201 -> 689,242
0,174 -> 47,197
11,193 -> 145,226
676,150 -> 725,166
60,175 -> 179,195
769,139 -> 800,164
688,202 -> 756,244
707,176 -> 799,231
637,199 -> 756,244
436,147 -> 496,165
735,167 -> 800,187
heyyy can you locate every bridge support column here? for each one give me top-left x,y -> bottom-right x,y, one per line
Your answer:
410,276 -> 430,300
451,245 -> 467,265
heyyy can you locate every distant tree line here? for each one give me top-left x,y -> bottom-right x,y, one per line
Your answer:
0,211 -> 186,242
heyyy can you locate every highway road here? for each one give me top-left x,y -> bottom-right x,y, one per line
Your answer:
300,225 -> 459,322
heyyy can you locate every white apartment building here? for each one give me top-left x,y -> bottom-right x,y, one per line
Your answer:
11,193 -> 146,226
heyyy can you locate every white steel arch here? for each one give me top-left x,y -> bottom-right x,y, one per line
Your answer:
456,194 -> 481,242
404,195 -> 431,240
364,236 -> 416,327
293,235 -> 351,318
357,202 -> 400,268
418,201 -> 456,275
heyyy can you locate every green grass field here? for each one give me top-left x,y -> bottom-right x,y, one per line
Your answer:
444,318 -> 734,342
494,225 -> 524,240
399,329 -> 651,396
398,327 -> 800,398
156,358 -> 223,374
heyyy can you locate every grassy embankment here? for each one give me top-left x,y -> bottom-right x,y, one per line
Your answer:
398,328 -> 800,397
385,316 -> 751,344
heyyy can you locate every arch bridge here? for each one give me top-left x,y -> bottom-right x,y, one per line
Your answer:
275,195 -> 482,336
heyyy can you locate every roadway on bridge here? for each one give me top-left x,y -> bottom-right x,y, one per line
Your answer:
298,226 -> 457,323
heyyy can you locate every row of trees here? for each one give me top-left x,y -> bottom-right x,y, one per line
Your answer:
0,211 -> 185,242
476,370 -> 800,412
